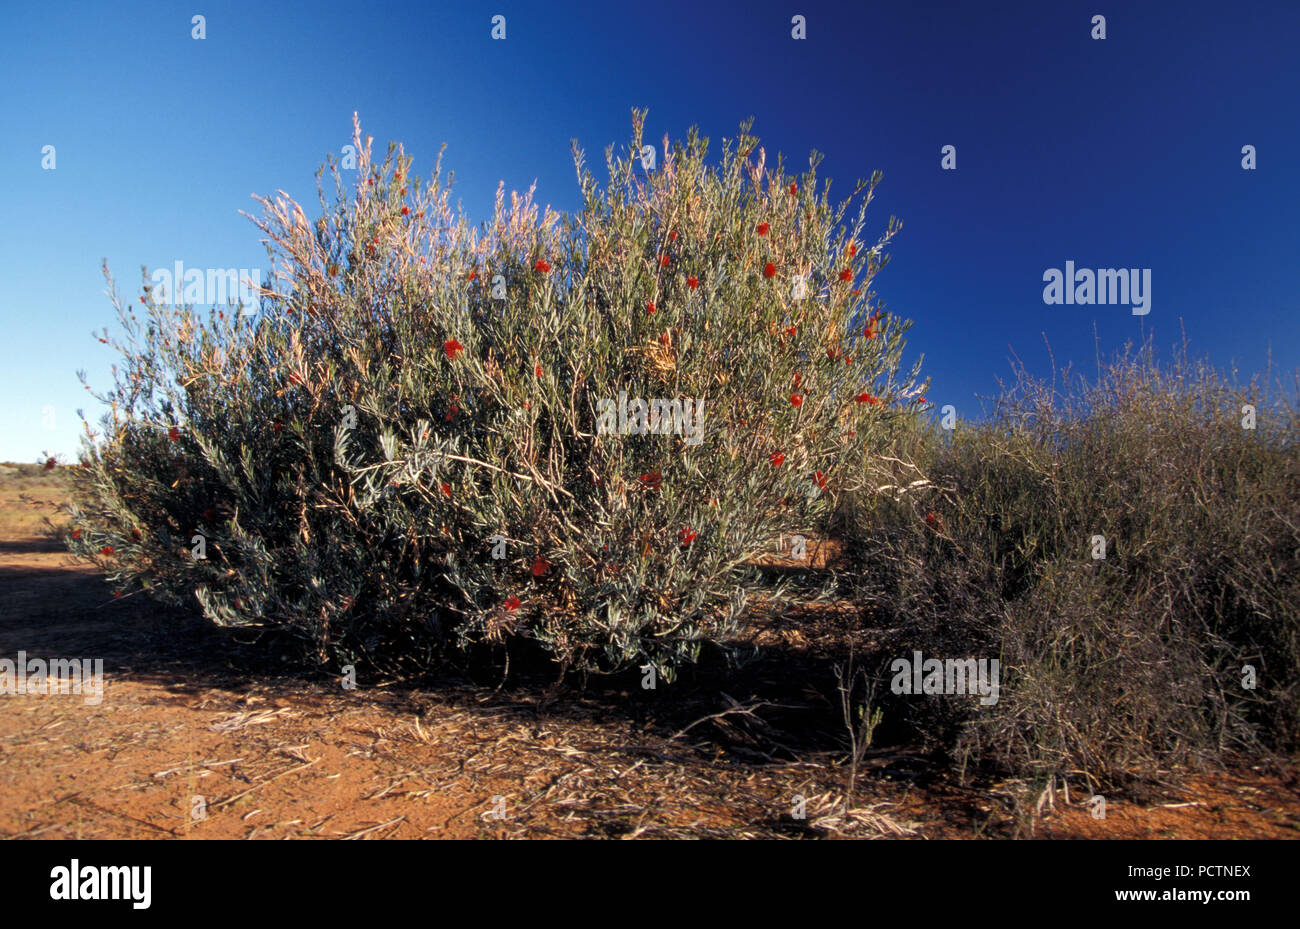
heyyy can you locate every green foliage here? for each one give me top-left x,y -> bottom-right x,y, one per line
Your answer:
838,344 -> 1300,785
67,111 -> 924,680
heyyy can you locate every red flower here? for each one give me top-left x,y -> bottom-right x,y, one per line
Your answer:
789,183 -> 798,195
919,395 -> 927,403
441,482 -> 452,497
647,301 -> 656,315
856,392 -> 880,405
770,452 -> 785,467
101,546 -> 114,557
43,457 -> 56,471
925,512 -> 945,532
72,529 -> 81,539
139,296 -> 146,304
660,255 -> 670,267
639,471 -> 662,491
687,276 -> 699,290
790,394 -> 803,407
273,422 -> 284,433
400,187 -> 407,195
401,206 -> 410,216
468,270 -> 478,281
288,372 -> 303,386
813,471 -> 827,489
764,262 -> 776,279
131,528 -> 143,541
864,326 -> 877,340
444,339 -> 464,360
505,595 -> 521,612
839,269 -> 853,282
679,527 -> 697,546
534,259 -> 550,274
668,230 -> 678,241
848,244 -> 857,257
785,325 -> 797,338
792,372 -> 802,388
98,338 -> 108,343
827,347 -> 839,361
531,555 -> 550,577
535,363 -> 543,377
327,263 -> 338,277
756,222 -> 770,236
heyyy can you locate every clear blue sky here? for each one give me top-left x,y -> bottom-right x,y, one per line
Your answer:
3,0 -> 1297,462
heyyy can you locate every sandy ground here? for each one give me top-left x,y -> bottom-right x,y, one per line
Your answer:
2,468 -> 1297,839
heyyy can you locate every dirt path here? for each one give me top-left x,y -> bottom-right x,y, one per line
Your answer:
2,471 -> 1297,839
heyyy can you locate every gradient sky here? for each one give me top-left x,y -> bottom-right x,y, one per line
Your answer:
3,0 -> 1297,462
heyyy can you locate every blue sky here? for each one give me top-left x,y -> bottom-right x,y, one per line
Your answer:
3,0 -> 1297,462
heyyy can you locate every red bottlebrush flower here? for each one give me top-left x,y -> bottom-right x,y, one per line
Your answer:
687,276 -> 699,290
925,512 -> 945,532
401,206 -> 410,216
341,595 -> 354,610
416,211 -> 424,219
523,401 -> 530,409
639,471 -> 662,491
789,183 -> 798,195
273,422 -> 284,433
919,395 -> 928,403
327,263 -> 338,277
535,363 -> 543,377
441,482 -> 452,498
113,590 -> 122,598
168,426 -> 181,442
785,325 -> 797,338
757,222 -> 770,236
790,394 -> 803,407
844,355 -> 853,364
468,270 -> 478,281
203,509 -> 216,522
101,546 -> 114,557
288,372 -> 303,386
827,347 -> 839,361
72,529 -> 81,539
534,259 -> 551,274
668,230 -> 678,241
394,172 -> 402,181
43,457 -> 56,471
400,187 -> 407,195
851,288 -> 861,296
531,555 -> 550,577
443,339 -> 464,360
131,528 -> 143,541
646,301 -> 656,315
139,296 -> 146,304
763,262 -> 776,279
770,452 -> 785,467
98,338 -> 108,344
813,471 -> 828,490
660,255 -> 670,267
839,269 -> 853,282
792,372 -> 802,388
856,392 -> 880,405
849,244 -> 857,257
368,178 -> 374,186
864,326 -> 877,340
504,595 -> 521,612
679,527 -> 697,546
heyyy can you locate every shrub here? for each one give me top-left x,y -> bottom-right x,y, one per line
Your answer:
838,344 -> 1300,786
66,111 -> 926,681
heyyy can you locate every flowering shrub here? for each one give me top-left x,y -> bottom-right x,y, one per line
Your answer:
67,111 -> 925,680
